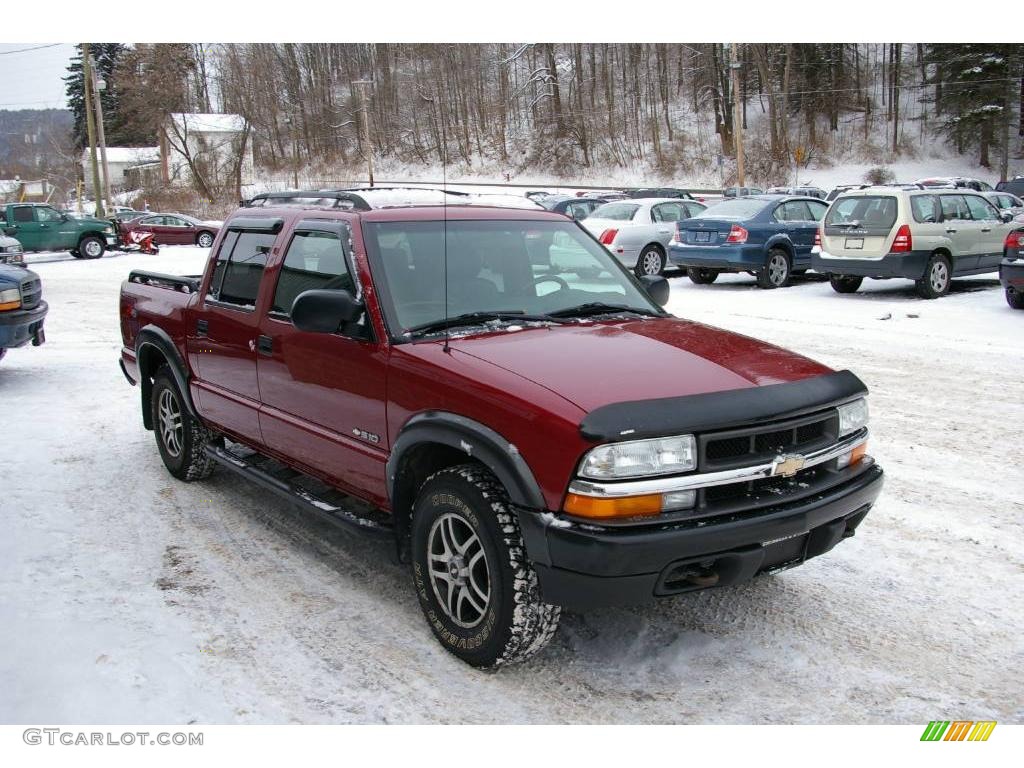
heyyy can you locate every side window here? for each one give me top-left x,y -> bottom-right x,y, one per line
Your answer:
806,201 -> 827,221
215,231 -> 275,307
37,207 -> 62,223
12,207 -> 34,223
272,230 -> 352,316
940,195 -> 970,221
774,201 -> 810,221
911,195 -> 939,223
652,203 -> 683,223
964,195 -> 998,221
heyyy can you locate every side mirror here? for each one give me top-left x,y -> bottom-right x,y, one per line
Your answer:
639,274 -> 670,307
291,289 -> 362,333
3,227 -> 16,236
1001,211 -> 1014,223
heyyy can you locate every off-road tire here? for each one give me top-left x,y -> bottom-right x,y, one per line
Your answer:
411,464 -> 560,668
1007,287 -> 1024,309
829,275 -> 864,294
196,231 -> 215,248
757,247 -> 791,289
78,235 -> 105,259
150,366 -> 216,481
635,245 -> 666,278
915,252 -> 952,299
686,267 -> 720,284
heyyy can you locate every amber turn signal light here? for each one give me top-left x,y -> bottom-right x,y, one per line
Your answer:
563,492 -> 663,519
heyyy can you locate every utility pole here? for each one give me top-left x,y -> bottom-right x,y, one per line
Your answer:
90,57 -> 113,213
353,79 -> 375,187
81,45 -> 104,218
283,116 -> 298,188
730,43 -> 745,187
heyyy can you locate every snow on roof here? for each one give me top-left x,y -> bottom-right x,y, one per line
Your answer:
170,113 -> 247,133
80,147 -> 160,165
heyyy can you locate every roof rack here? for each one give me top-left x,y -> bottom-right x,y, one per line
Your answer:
241,186 -> 474,211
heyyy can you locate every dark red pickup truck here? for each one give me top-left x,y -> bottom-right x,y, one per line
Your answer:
119,193 -> 884,667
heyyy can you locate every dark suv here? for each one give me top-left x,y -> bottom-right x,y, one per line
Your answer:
0,262 -> 47,363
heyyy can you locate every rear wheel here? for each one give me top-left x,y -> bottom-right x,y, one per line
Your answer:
757,248 -> 791,289
196,231 -> 214,248
829,275 -> 863,294
1007,287 -> 1024,309
915,253 -> 952,299
635,245 -> 666,278
78,235 -> 105,259
411,464 -> 560,668
150,366 -> 216,481
686,267 -> 720,285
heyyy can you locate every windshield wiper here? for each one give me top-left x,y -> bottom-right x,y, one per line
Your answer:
544,302 -> 664,320
405,311 -> 558,337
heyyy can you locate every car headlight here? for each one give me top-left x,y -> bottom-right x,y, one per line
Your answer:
0,287 -> 22,311
580,434 -> 697,480
837,398 -> 869,436
103,226 -> 114,234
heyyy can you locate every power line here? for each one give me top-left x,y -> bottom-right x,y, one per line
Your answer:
0,43 -> 63,56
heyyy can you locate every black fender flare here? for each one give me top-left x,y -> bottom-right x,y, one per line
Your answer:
386,411 -> 546,511
135,325 -> 198,429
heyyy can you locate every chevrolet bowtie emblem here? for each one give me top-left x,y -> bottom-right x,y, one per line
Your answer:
772,455 -> 806,477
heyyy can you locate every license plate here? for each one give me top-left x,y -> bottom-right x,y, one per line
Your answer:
695,231 -> 711,243
845,237 -> 864,249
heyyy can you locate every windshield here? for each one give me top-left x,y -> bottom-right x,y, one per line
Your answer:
363,219 -> 661,338
588,203 -> 639,221
693,199 -> 766,220
825,196 -> 898,229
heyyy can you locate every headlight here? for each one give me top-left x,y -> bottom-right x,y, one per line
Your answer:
837,398 -> 869,436
580,434 -> 696,480
0,287 -> 21,311
103,226 -> 114,234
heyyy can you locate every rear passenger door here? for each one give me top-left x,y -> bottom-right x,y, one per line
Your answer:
938,194 -> 978,270
257,220 -> 390,505
190,220 -> 281,446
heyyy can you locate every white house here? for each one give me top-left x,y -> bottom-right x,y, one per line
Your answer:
161,113 -> 253,191
80,147 -> 161,192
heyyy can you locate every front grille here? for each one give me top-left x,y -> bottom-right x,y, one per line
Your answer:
19,278 -> 41,310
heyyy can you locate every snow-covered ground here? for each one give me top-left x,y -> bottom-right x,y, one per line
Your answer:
1,246 -> 1022,724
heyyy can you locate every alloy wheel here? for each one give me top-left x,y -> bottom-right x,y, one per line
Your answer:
767,251 -> 789,286
158,388 -> 183,458
427,512 -> 491,628
640,249 -> 662,275
929,260 -> 949,294
83,240 -> 103,257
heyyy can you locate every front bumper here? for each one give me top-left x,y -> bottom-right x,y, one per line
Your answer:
668,243 -> 764,270
1000,258 -> 1024,291
518,463 -> 884,611
0,300 -> 47,349
812,250 -> 930,279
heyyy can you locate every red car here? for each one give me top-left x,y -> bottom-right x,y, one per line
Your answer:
121,213 -> 220,248
119,193 -> 883,667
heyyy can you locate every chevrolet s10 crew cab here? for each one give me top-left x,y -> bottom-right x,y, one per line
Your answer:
119,190 -> 884,667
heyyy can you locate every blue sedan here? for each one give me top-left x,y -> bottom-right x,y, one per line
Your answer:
668,195 -> 829,288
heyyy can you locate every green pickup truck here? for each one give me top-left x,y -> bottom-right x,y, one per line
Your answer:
1,203 -> 117,259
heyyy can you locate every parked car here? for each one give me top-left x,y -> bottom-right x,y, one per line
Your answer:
539,195 -> 610,220
0,262 -> 46,364
915,176 -> 993,192
624,187 -> 695,201
827,183 -> 922,202
668,195 -> 828,288
812,187 -> 1014,298
981,190 -> 1024,220
582,198 -> 706,276
119,198 -> 883,667
0,202 -> 117,259
122,213 -> 220,248
1000,228 -> 1024,308
722,186 -> 764,198
0,231 -> 24,265
994,176 -> 1024,196
767,186 -> 828,200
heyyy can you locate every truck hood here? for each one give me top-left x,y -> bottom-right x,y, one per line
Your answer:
444,317 -> 833,413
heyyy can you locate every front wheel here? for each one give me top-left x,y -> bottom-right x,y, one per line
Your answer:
150,366 -> 216,481
829,275 -> 863,294
196,231 -> 214,248
757,247 -> 791,289
635,245 -> 666,278
78,235 -> 105,259
686,267 -> 720,285
1007,287 -> 1024,309
411,464 -> 560,668
915,253 -> 952,299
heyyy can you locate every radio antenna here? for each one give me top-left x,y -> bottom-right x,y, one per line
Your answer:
441,107 -> 450,352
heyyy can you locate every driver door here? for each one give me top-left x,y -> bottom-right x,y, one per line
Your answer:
256,220 -> 390,505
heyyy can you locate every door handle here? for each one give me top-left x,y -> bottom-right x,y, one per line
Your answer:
945,228 -> 957,233
257,335 -> 273,356
657,229 -> 671,234
196,319 -> 208,337
981,227 -> 992,232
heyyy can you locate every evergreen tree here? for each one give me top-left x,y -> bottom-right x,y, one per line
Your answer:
63,44 -> 131,149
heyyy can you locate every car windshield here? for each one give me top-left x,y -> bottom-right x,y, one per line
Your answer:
693,199 -> 766,220
363,219 -> 661,338
588,203 -> 639,221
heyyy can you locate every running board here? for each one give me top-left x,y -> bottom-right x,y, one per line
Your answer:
204,443 -> 394,540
